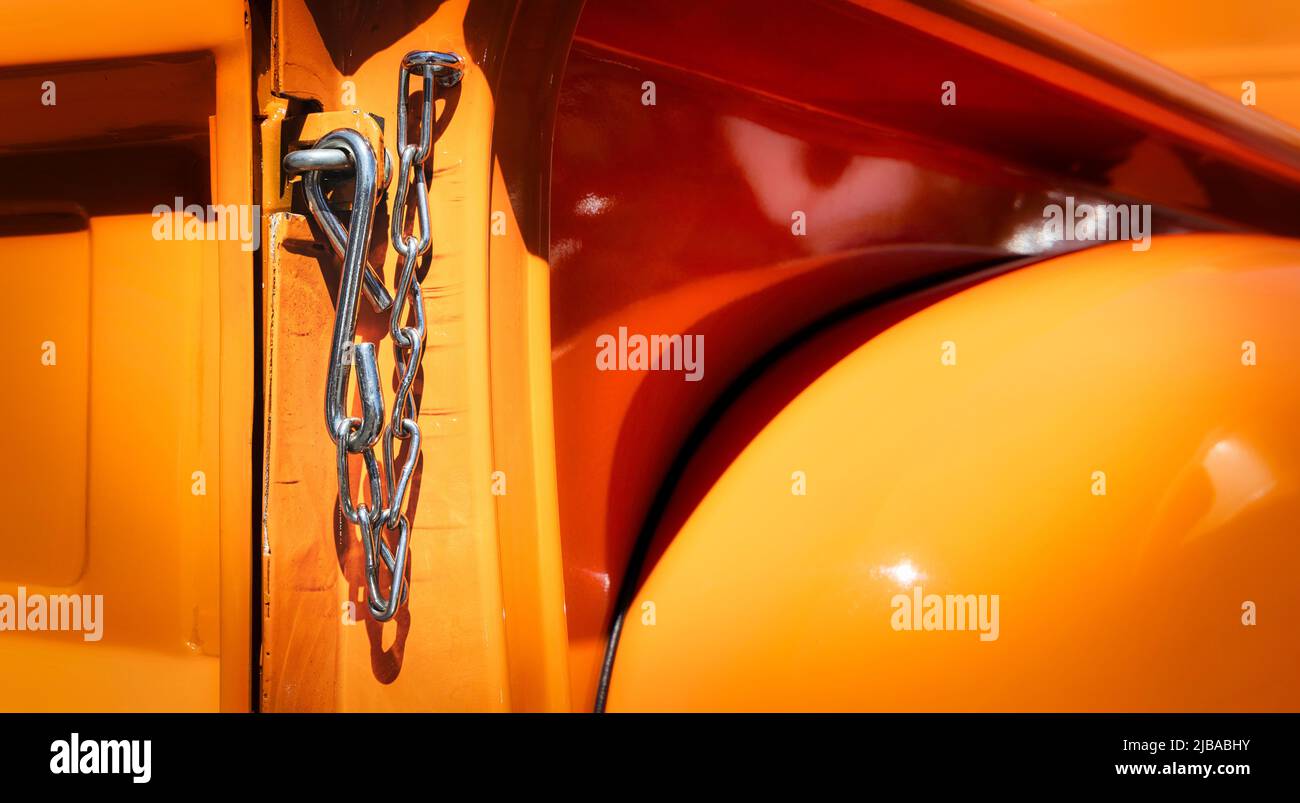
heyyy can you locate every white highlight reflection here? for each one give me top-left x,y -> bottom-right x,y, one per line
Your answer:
881,559 -> 924,589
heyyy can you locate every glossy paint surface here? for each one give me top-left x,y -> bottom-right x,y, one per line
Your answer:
1033,0 -> 1300,129
486,0 -> 586,712
606,234 -> 1300,711
260,0 -> 514,712
0,0 -> 252,710
549,0 -> 1300,707
259,0 -> 579,712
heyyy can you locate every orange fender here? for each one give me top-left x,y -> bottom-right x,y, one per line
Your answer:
608,233 -> 1300,711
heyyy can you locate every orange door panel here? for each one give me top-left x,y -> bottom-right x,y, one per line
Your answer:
0,0 -> 252,711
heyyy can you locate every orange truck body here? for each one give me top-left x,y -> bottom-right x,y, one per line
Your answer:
0,0 -> 1297,712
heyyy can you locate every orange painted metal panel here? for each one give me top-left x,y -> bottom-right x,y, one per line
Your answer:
1,224 -> 90,586
256,0 -> 582,714
485,0 -> 584,713
259,0 -> 535,712
1032,0 -> 1300,129
0,0 -> 252,711
550,0 -> 1300,710
259,215 -> 345,712
607,234 -> 1300,711
0,215 -> 222,712
2,0 -> 1296,716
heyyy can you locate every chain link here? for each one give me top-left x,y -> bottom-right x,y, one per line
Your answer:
283,49 -> 463,622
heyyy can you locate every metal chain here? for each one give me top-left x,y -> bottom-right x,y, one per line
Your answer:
283,49 -> 464,622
